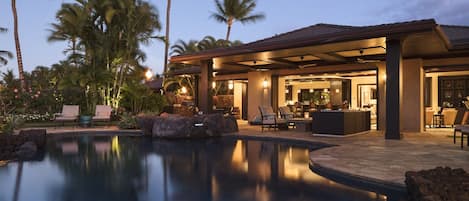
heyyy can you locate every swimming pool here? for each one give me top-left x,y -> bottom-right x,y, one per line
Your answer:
0,135 -> 405,201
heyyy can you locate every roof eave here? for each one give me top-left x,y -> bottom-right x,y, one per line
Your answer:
170,19 -> 438,63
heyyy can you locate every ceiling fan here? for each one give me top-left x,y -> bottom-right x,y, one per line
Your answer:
355,49 -> 381,63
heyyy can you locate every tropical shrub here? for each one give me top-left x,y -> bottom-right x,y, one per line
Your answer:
117,112 -> 137,129
0,114 -> 24,134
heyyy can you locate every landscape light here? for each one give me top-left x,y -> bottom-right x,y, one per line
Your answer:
145,69 -> 153,80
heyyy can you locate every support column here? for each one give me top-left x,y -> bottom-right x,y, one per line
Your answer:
385,39 -> 402,139
271,75 -> 279,114
377,62 -> 386,131
401,59 -> 424,132
198,60 -> 213,114
247,71 -> 272,121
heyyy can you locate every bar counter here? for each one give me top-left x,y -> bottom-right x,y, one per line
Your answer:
311,110 -> 371,135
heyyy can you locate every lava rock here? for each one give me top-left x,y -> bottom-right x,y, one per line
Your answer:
152,116 -> 194,138
16,141 -> 37,159
405,166 -> 469,201
222,115 -> 239,133
136,115 -> 161,136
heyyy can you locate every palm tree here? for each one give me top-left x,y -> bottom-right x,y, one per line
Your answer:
11,0 -> 26,91
0,28 -> 13,66
211,0 -> 265,41
163,0 -> 171,76
48,2 -> 88,64
170,39 -> 201,56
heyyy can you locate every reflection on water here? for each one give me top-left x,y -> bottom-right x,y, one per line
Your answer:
0,136 -> 405,201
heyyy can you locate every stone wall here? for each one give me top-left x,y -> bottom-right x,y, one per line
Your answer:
405,167 -> 469,201
0,129 -> 47,160
137,113 -> 238,138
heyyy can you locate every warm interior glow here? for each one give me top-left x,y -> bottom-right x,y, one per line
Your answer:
309,89 -> 314,93
181,86 -> 188,94
212,81 -> 216,89
335,88 -> 340,93
228,80 -> 234,90
262,79 -> 268,88
145,69 -> 153,80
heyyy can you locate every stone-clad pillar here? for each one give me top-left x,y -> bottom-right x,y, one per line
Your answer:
198,60 -> 213,113
385,39 -> 402,140
401,59 -> 424,132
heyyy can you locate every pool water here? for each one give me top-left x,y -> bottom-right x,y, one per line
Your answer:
0,135 -> 405,201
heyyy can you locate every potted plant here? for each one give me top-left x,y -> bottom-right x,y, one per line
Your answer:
79,104 -> 94,127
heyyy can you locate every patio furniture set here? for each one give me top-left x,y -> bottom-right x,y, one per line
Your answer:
258,106 -> 371,135
54,105 -> 112,127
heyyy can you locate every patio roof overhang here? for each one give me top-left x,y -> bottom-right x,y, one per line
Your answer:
169,19 -> 469,75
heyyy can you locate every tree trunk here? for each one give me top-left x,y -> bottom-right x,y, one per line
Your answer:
163,0 -> 171,77
11,0 -> 25,91
12,162 -> 23,201
225,18 -> 234,41
225,25 -> 232,41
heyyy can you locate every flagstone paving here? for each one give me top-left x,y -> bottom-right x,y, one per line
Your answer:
233,122 -> 469,186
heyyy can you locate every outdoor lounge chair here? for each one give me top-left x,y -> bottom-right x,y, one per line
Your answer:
55,105 -> 79,126
92,105 -> 112,126
258,106 -> 286,132
278,106 -> 295,128
453,111 -> 468,145
278,106 -> 294,119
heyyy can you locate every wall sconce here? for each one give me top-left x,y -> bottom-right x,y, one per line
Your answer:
285,89 -> 289,93
297,89 -> 301,93
212,81 -> 216,89
181,86 -> 188,94
228,80 -> 234,90
309,89 -> 314,93
262,78 -> 268,89
335,89 -> 340,93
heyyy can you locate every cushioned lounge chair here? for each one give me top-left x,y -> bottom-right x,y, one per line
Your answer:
453,111 -> 468,145
55,105 -> 79,126
258,106 -> 286,132
278,106 -> 295,128
92,105 -> 112,126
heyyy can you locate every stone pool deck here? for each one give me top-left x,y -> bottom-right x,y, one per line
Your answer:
31,122 -> 469,187
234,122 -> 469,187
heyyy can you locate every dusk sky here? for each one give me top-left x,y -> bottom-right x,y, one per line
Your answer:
1,0 -> 469,76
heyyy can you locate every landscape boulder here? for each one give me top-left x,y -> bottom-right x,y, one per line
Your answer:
0,129 -> 46,161
405,166 -> 469,201
16,141 -> 38,159
137,113 -> 238,139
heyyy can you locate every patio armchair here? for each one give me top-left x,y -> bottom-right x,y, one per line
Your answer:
442,108 -> 457,127
92,105 -> 112,126
425,110 -> 434,127
258,106 -> 287,132
55,105 -> 79,126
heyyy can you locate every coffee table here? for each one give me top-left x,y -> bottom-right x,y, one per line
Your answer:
287,118 -> 313,132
